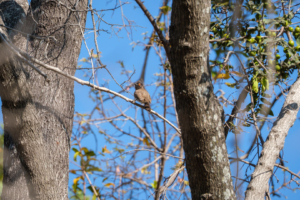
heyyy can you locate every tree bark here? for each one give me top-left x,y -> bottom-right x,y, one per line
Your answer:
0,0 -> 87,199
245,78 -> 300,199
169,0 -> 236,199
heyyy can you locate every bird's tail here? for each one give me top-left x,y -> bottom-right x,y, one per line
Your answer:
144,102 -> 151,111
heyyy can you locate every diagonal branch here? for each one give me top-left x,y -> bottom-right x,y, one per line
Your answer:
0,33 -> 181,135
245,77 -> 300,199
134,0 -> 170,60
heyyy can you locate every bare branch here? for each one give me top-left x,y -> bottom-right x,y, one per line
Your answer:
134,0 -> 170,60
0,33 -> 180,135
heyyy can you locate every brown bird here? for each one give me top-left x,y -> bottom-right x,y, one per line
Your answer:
134,81 -> 151,111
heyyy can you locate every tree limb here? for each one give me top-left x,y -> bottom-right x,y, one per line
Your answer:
245,77 -> 300,199
0,33 -> 181,135
134,0 -> 170,60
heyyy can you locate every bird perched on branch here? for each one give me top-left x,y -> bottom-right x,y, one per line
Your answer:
134,81 -> 151,111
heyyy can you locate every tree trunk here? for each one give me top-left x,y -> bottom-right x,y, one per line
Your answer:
0,0 -> 87,199
169,0 -> 236,199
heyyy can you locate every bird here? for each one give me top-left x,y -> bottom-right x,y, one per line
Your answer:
134,81 -> 151,111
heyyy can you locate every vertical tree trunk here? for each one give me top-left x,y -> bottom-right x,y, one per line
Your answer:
0,0 -> 87,199
169,0 -> 236,199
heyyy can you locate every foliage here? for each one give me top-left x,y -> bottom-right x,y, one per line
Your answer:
210,0 -> 299,131
210,0 -> 300,197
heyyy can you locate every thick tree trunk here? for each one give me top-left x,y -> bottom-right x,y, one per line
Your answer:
169,0 -> 236,199
0,0 -> 87,199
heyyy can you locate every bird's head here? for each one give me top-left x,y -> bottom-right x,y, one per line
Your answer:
134,81 -> 144,89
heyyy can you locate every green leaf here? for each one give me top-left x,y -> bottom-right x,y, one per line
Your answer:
86,166 -> 102,172
87,186 -> 99,196
243,103 -> 252,112
211,71 -> 217,79
254,10 -> 262,15
85,150 -> 96,157
159,6 -> 171,15
225,82 -> 236,88
102,177 -> 108,182
151,181 -> 158,189
261,77 -> 269,92
288,11 -> 294,19
226,41 -> 234,46
213,42 -> 219,49
74,152 -> 80,161
73,176 -> 82,184
81,147 -> 88,153
252,79 -> 259,93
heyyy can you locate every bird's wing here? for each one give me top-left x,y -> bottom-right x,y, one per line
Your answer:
134,89 -> 151,103
134,90 -> 145,103
146,91 -> 151,103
